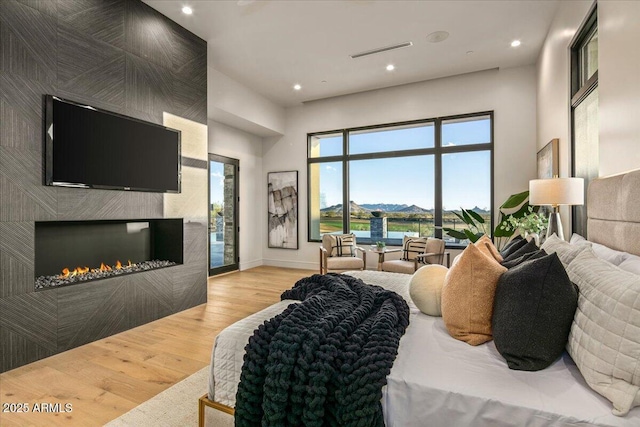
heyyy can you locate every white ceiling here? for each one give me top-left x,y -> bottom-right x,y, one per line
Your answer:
144,0 -> 559,107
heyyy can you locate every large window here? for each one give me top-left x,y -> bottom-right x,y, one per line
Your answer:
571,6 -> 598,237
308,113 -> 493,246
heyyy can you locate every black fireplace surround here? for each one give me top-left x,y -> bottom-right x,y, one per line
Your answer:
35,218 -> 183,290
0,0 -> 208,374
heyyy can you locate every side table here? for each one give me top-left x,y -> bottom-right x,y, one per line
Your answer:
370,247 -> 401,271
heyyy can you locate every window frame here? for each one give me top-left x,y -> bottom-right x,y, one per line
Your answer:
570,4 -> 598,238
307,111 -> 494,248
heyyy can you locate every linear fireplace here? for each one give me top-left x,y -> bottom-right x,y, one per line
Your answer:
35,219 -> 183,290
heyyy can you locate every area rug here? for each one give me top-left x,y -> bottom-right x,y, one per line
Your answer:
105,366 -> 233,427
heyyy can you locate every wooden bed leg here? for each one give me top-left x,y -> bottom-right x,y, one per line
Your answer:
199,393 -> 235,427
198,394 -> 205,427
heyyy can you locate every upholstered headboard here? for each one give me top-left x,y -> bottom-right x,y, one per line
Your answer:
587,169 -> 640,257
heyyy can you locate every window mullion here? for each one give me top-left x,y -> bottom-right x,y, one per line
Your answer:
439,143 -> 493,154
345,147 -> 437,162
571,71 -> 598,107
434,118 -> 443,239
490,112 -> 495,238
343,130 -> 349,235
308,155 -> 344,164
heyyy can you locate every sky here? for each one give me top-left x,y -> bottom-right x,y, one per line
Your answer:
209,161 -> 224,206
316,118 -> 491,210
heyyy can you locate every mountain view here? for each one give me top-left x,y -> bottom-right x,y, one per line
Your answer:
320,201 -> 489,215
319,201 -> 491,238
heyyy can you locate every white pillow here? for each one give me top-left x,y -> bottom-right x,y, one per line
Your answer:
409,265 -> 448,316
540,234 -> 590,267
570,233 -> 587,244
592,243 -> 629,266
569,234 -> 627,265
618,253 -> 640,275
566,248 -> 640,416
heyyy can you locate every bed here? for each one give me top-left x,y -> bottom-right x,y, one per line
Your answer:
199,170 -> 640,426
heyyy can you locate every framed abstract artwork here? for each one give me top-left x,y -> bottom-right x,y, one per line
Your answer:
537,138 -> 559,179
267,171 -> 298,249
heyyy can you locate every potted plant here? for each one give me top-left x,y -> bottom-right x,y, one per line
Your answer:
375,241 -> 386,250
502,208 -> 548,246
443,190 -> 536,250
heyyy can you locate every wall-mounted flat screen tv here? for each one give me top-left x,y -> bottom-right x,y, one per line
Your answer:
44,95 -> 181,193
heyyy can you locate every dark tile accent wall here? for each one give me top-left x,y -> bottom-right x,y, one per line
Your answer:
0,221 -> 34,298
56,276 -> 129,351
0,0 -> 208,372
182,156 -> 208,170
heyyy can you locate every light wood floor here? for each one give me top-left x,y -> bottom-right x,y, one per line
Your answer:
0,266 -> 314,426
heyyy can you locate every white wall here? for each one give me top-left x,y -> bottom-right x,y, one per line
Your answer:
598,1 -> 640,177
208,67 -> 286,137
208,120 -> 264,270
537,0 -> 640,235
536,0 -> 593,236
536,0 -> 593,177
262,67 -> 538,270
538,0 -> 640,177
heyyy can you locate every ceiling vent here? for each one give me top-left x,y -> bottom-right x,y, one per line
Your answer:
350,41 -> 413,59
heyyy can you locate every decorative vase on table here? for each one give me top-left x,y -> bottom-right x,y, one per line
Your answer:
524,231 -> 540,247
504,209 -> 547,248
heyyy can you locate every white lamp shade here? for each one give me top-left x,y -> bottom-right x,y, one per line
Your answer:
529,178 -> 584,206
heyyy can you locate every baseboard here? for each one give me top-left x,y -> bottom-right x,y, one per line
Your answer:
239,259 -> 263,270
262,258 -> 318,270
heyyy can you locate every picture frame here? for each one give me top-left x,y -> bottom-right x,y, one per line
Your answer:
537,138 -> 559,179
267,171 -> 299,249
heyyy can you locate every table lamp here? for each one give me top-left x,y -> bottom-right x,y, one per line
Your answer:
529,177 -> 584,241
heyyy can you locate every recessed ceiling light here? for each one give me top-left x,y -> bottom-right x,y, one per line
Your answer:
386,64 -> 395,71
426,31 -> 449,43
293,84 -> 301,91
182,6 -> 193,15
511,40 -> 521,47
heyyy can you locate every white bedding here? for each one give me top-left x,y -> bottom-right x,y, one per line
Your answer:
208,271 -> 640,426
209,299 -> 299,407
383,314 -> 640,427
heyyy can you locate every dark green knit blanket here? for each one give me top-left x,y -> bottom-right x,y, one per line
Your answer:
234,273 -> 410,427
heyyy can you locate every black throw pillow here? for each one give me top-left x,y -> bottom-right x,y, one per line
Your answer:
492,253 -> 578,371
501,239 -> 538,263
501,249 -> 547,269
500,236 -> 526,259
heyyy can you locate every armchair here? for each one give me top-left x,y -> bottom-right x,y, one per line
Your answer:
319,233 -> 367,274
381,236 -> 445,274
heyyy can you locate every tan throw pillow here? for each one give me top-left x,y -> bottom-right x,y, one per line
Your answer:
566,248 -> 640,416
475,234 -> 503,263
409,265 -> 448,316
322,234 -> 357,257
441,243 -> 507,345
401,236 -> 428,261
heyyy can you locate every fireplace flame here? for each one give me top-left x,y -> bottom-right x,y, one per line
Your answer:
59,260 -> 135,278
60,266 -> 90,278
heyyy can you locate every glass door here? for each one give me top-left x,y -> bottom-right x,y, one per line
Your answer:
209,154 -> 239,275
